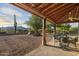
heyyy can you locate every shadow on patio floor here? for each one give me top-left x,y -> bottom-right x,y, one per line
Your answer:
45,44 -> 79,53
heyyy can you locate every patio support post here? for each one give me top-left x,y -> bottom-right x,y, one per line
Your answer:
78,22 -> 79,40
54,24 -> 56,39
53,23 -> 56,46
42,18 -> 46,46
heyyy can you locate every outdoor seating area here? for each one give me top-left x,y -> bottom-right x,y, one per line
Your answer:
54,31 -> 78,49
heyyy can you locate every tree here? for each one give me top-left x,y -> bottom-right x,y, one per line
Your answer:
56,24 -> 71,31
70,27 -> 78,35
26,15 -> 42,36
56,24 -> 71,34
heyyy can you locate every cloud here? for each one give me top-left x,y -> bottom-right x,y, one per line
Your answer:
0,19 -> 14,25
0,16 -> 14,25
0,16 -> 26,25
0,7 -> 23,17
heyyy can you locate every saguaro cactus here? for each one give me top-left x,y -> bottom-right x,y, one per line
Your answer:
14,14 -> 17,34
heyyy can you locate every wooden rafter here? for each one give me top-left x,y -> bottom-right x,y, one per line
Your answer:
45,4 -> 67,16
53,6 -> 76,20
35,4 -> 44,9
11,3 -> 45,18
40,4 -> 53,12
35,4 -> 48,11
41,3 -> 57,13
48,4 -> 75,17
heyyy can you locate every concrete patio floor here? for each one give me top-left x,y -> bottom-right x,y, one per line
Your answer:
26,46 -> 79,56
26,40 -> 79,56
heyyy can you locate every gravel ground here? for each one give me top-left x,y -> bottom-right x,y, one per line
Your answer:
0,34 -> 42,56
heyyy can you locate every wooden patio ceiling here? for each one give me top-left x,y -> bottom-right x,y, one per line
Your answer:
11,3 -> 79,24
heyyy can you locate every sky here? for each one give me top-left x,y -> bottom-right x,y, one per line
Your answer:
0,3 -> 32,28
70,23 -> 78,27
0,3 -> 78,28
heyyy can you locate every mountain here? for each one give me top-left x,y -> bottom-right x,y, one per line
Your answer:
0,26 -> 29,30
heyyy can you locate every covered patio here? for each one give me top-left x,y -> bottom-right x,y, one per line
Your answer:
11,3 -> 79,55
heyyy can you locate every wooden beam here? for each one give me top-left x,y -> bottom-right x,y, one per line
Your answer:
35,4 -> 48,11
78,22 -> 79,40
53,5 -> 76,19
42,18 -> 46,45
31,3 -> 42,8
35,4 -> 44,9
40,4 -> 52,12
54,23 -> 56,39
41,4 -> 57,13
51,6 -> 76,19
49,5 -> 77,23
57,20 -> 79,24
11,3 -> 45,18
48,4 -> 75,17
45,4 -> 67,16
